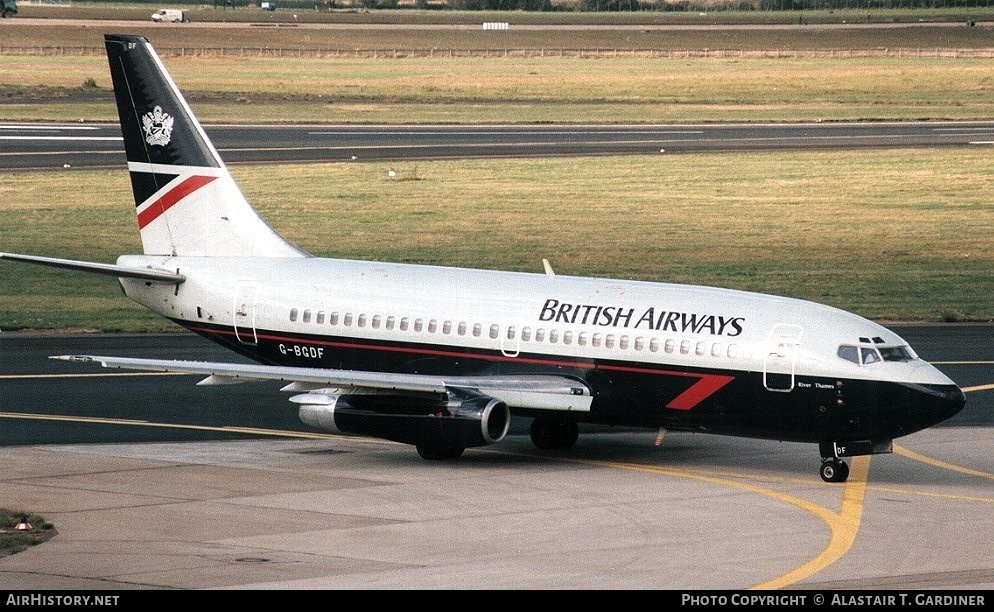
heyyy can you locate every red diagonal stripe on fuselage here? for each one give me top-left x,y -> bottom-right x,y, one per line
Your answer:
136,174 -> 218,229
600,363 -> 735,410
664,374 -> 735,410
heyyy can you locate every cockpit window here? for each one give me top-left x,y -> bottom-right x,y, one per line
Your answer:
838,345 -> 859,364
839,343 -> 915,365
879,346 -> 914,362
860,347 -> 881,365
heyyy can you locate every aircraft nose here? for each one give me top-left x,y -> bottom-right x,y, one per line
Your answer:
939,385 -> 967,420
906,360 -> 965,422
909,383 -> 966,429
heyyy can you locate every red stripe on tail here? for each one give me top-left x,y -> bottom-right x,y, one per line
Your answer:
136,175 -> 218,229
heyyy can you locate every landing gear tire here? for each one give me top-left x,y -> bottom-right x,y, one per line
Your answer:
820,459 -> 850,483
530,419 -> 579,450
416,445 -> 465,460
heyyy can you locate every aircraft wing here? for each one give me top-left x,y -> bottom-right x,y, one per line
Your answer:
52,355 -> 593,413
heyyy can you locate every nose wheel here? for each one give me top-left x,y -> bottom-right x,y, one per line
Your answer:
820,458 -> 850,483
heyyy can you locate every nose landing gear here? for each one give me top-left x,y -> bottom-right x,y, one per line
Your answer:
818,439 -> 890,484
820,458 -> 850,483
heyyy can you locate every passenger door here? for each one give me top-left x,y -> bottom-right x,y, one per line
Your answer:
233,282 -> 258,346
763,324 -> 802,392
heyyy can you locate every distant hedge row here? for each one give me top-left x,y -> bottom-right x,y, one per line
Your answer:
72,0 -> 994,10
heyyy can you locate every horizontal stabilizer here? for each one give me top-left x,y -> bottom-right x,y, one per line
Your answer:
0,252 -> 185,284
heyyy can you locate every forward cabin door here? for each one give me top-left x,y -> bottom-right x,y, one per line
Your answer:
763,323 -> 802,392
233,282 -> 259,346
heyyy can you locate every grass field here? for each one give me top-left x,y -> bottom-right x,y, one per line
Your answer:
3,54 -> 994,124
3,148 -> 993,331
2,8 -> 993,123
5,19 -> 994,51
0,509 -> 55,559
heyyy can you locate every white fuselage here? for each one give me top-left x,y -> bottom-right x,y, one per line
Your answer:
118,254 -> 954,390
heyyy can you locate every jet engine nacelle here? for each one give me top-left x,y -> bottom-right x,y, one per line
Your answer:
291,392 -> 511,450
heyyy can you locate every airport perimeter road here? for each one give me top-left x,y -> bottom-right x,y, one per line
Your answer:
0,329 -> 991,590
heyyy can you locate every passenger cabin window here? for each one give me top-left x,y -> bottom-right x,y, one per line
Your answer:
490,324 -> 499,339
330,312 -> 339,325
303,309 -> 311,323
289,308 -> 298,322
316,311 -> 325,324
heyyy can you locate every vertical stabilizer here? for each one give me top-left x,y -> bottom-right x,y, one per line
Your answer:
104,34 -> 306,258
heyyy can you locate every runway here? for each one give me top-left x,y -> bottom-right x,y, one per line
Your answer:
0,329 -> 991,589
3,121 -> 994,170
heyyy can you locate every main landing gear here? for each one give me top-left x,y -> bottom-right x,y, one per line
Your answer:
820,457 -> 850,483
417,418 -> 580,458
416,445 -> 465,460
530,418 -> 580,450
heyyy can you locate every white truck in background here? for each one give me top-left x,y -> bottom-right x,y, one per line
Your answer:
151,9 -> 188,22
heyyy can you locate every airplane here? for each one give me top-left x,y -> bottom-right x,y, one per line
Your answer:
1,34 -> 966,483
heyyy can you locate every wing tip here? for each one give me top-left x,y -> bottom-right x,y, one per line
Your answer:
50,355 -> 94,363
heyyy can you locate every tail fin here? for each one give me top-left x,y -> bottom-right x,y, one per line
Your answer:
104,34 -> 306,258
